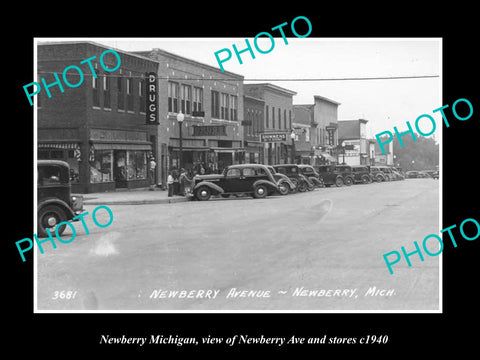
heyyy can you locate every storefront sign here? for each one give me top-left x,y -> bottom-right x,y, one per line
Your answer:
260,132 -> 287,142
326,128 -> 335,145
146,72 -> 158,125
193,125 -> 227,137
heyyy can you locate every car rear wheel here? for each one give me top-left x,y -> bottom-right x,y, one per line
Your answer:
344,177 -> 353,186
195,186 -> 211,201
253,184 -> 268,199
38,205 -> 66,237
335,177 -> 344,187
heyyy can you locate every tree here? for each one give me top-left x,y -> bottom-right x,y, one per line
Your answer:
391,133 -> 439,171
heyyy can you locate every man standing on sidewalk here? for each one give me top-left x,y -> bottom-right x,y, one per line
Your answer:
149,157 -> 157,191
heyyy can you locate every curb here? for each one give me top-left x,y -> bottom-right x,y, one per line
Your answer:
84,196 -> 191,206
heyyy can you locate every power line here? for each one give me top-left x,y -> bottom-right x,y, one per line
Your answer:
35,71 -> 439,82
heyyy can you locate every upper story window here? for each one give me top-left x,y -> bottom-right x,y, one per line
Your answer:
168,81 -> 179,113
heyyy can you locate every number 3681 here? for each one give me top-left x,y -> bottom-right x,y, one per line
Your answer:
52,290 -> 77,300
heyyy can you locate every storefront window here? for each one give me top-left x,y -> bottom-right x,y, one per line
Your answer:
127,151 -> 147,180
90,150 -> 113,183
38,147 -> 81,183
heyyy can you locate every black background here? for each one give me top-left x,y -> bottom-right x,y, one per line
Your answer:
6,5 -> 478,356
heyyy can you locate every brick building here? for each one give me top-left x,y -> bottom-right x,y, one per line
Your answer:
243,95 -> 265,164
134,48 -> 244,181
243,83 -> 296,165
37,41 -> 159,193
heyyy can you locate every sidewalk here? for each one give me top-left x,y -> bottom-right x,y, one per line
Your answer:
82,187 -> 191,205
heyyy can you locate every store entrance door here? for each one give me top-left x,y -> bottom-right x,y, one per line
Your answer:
114,150 -> 127,188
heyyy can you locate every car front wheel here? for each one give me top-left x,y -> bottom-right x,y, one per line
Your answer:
344,177 -> 353,186
335,177 -> 344,187
278,182 -> 290,195
38,205 -> 66,237
361,174 -> 371,184
253,184 -> 268,199
195,186 -> 211,201
297,181 -> 307,192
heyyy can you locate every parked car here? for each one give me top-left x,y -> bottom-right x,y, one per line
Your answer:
350,165 -> 373,184
37,160 -> 84,237
405,170 -> 421,178
431,170 -> 439,179
273,164 -> 313,192
378,166 -> 395,181
266,165 -> 297,195
418,171 -> 432,178
191,164 -> 278,201
392,167 -> 406,180
297,164 -> 324,187
370,166 -> 387,182
314,165 -> 354,187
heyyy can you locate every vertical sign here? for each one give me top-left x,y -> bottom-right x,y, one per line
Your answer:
146,72 -> 158,125
326,128 -> 335,145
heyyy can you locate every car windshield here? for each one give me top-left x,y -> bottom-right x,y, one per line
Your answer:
38,165 -> 68,185
226,168 -> 241,177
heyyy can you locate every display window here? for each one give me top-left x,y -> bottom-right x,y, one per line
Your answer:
90,150 -> 113,183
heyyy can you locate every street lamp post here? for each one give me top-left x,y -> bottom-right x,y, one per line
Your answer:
290,130 -> 296,164
177,111 -> 185,169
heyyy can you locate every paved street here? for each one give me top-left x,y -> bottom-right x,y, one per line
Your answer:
36,178 -> 440,312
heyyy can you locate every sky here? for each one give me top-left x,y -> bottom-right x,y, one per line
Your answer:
39,37 -> 442,139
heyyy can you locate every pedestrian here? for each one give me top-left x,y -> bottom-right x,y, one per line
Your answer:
149,157 -> 156,191
172,167 -> 180,195
179,168 -> 191,196
167,171 -> 174,197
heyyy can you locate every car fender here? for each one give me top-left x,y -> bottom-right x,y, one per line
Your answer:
38,198 -> 75,220
193,181 -> 224,194
278,178 -> 296,189
253,179 -> 278,191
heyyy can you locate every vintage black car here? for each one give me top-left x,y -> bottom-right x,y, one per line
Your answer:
191,164 -> 279,201
315,165 -> 354,187
378,166 -> 395,181
297,164 -> 324,188
370,166 -> 387,182
37,160 -> 84,237
266,165 -> 296,195
273,164 -> 313,192
350,165 -> 373,184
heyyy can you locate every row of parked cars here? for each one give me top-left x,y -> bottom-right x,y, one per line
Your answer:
190,163 -> 412,201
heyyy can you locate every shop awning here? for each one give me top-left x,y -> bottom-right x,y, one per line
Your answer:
38,142 -> 80,149
92,142 -> 152,151
318,152 -> 336,161
169,146 -> 211,151
210,147 -> 245,153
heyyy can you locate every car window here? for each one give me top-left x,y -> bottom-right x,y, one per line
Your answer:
243,168 -> 256,176
256,167 -> 267,175
38,166 -> 62,185
226,168 -> 241,177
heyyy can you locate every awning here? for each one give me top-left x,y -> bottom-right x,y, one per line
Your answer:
92,142 -> 152,151
38,142 -> 80,149
318,152 -> 336,161
210,147 -> 245,153
169,146 -> 210,151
